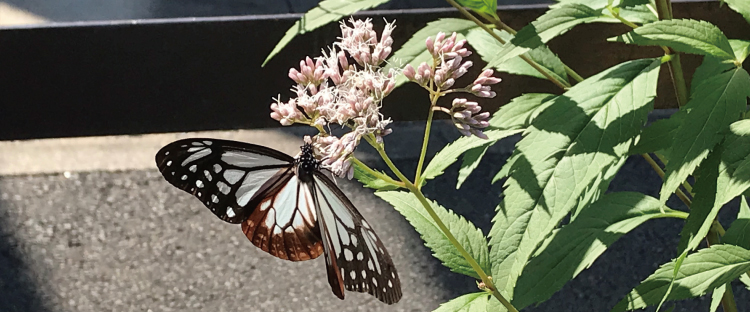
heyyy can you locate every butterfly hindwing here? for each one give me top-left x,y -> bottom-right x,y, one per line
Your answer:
155,138 -> 294,223
241,173 -> 324,261
311,171 -> 402,304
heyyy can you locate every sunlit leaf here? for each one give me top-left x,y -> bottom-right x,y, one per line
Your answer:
612,245 -> 750,311
489,58 -> 661,300
376,191 -> 490,279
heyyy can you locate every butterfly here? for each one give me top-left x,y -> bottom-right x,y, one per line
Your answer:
155,138 -> 402,304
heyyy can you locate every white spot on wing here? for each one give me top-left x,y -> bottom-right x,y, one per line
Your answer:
274,177 -> 299,226
337,222 -> 350,246
317,180 -> 355,228
223,169 -> 245,185
213,164 -> 222,173
196,180 -> 204,188
189,165 -> 197,172
166,160 -> 172,166
350,235 -> 358,247
344,249 -> 353,261
211,194 -> 219,203
297,186 -> 316,225
203,140 -> 212,145
221,151 -> 288,168
182,148 -> 211,166
217,181 -> 230,195
236,169 -> 280,207
357,252 -> 363,260
203,170 -> 212,181
226,207 -> 236,218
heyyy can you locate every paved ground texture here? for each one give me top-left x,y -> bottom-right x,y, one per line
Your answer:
0,123 -> 748,312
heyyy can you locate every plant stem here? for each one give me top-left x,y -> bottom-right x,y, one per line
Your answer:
445,0 -> 572,89
349,157 -> 404,188
414,94 -> 438,187
654,0 -> 689,107
366,133 -> 517,311
641,154 -> 692,207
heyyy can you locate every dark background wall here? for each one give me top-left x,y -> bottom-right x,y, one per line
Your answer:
0,1 -> 747,141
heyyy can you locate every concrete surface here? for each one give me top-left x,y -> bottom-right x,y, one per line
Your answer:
0,121 -> 748,311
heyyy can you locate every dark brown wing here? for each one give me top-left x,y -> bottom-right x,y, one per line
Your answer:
241,173 -> 324,261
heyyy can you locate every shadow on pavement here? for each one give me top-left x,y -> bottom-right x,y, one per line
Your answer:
0,198 -> 52,312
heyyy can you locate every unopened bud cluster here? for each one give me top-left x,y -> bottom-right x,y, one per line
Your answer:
271,18 -> 397,178
451,98 -> 490,139
402,32 -> 502,139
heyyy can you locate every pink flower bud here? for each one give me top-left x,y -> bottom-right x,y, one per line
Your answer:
403,64 -> 416,81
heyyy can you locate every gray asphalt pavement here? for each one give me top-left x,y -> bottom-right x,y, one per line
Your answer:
0,122 -> 748,311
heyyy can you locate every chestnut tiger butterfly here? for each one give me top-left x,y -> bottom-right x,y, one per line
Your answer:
155,138 -> 401,304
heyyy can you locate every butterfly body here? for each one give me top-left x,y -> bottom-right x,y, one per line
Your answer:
156,138 -> 401,304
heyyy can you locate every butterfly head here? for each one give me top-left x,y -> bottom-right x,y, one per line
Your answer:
295,143 -> 320,182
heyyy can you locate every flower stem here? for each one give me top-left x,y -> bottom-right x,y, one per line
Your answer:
445,0 -> 572,89
365,133 -> 517,311
414,94 -> 439,187
349,157 -> 404,188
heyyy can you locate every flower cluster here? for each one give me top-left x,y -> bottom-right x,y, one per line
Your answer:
402,32 -> 502,139
271,18 -> 397,178
451,98 -> 490,139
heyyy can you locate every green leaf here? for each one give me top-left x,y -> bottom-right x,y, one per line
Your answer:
629,114 -> 682,155
352,161 -> 400,191
741,273 -> 750,290
607,19 -> 736,61
729,39 -> 750,64
554,0 -> 649,10
434,292 -> 490,312
386,18 -> 477,87
489,58 -> 661,300
678,119 -> 750,253
513,193 -> 677,309
724,196 -> 750,250
466,28 -> 568,82
488,93 -> 558,130
456,144 -> 491,189
488,93 -> 558,185
609,5 -> 658,24
421,129 -> 522,183
659,67 -> 750,204
724,0 -> 750,25
456,0 -> 498,19
262,0 -> 390,66
612,244 -> 750,311
709,283 -> 727,312
376,191 -> 491,279
487,4 -> 602,68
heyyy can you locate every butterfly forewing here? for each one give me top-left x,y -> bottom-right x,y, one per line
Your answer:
156,138 -> 294,223
312,172 -> 402,304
